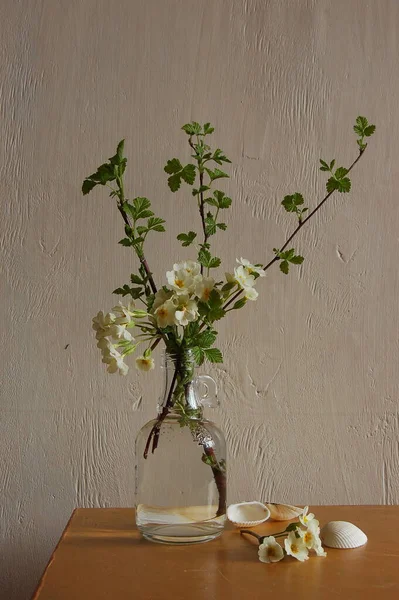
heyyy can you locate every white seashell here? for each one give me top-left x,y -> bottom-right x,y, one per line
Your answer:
320,521 -> 367,549
227,501 -> 271,528
265,503 -> 303,521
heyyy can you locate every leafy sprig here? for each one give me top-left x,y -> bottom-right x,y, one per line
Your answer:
353,116 -> 376,151
273,248 -> 304,274
165,122 -> 232,274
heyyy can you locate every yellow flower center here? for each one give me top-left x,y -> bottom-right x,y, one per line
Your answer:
291,544 -> 298,554
304,532 -> 312,544
175,279 -> 185,288
158,308 -> 168,317
203,288 -> 211,301
268,547 -> 276,557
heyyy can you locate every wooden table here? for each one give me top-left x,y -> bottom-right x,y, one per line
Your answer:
32,506 -> 399,599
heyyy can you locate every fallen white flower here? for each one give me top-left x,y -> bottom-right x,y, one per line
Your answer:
300,506 -> 317,527
258,536 -> 284,564
284,531 -> 309,562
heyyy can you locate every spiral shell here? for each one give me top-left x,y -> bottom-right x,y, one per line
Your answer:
227,501 -> 271,528
320,521 -> 367,549
265,503 -> 304,521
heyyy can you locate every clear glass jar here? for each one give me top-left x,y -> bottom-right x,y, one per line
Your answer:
135,349 -> 227,544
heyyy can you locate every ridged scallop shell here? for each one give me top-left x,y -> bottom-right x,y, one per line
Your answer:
227,501 -> 271,528
265,503 -> 304,521
320,521 -> 367,549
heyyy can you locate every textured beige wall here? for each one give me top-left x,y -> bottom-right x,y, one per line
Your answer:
1,0 -> 398,597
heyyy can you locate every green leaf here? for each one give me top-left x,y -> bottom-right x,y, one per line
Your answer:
112,284 -> 142,298
203,348 -> 223,363
197,331 -> 217,348
232,298 -> 246,310
212,148 -> 231,164
192,185 -> 210,196
177,231 -> 197,247
147,216 -> 166,232
334,167 -> 348,180
203,122 -> 215,135
205,214 -> 217,236
218,196 -> 232,209
136,225 -> 147,235
181,122 -> 202,135
164,158 -> 183,174
165,161 -> 196,192
130,274 -> 143,285
113,286 -> 131,296
181,164 -> 196,185
82,179 -> 97,195
319,159 -> 330,172
191,346 -> 205,365
205,168 -> 229,182
198,248 -> 211,267
364,124 -> 376,137
290,255 -> 304,265
217,222 -> 227,231
330,159 -> 335,170
285,522 -> 300,532
205,197 -> 219,208
326,177 -> 339,193
354,116 -> 368,136
168,173 -> 182,192
129,197 -> 154,220
116,139 -> 125,161
119,238 -> 132,246
209,256 -> 221,268
221,281 -> 236,292
282,192 -> 304,212
336,177 -> 351,193
280,260 -> 289,274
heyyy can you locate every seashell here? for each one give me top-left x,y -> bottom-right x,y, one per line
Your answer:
265,503 -> 304,521
227,501 -> 271,528
320,521 -> 367,549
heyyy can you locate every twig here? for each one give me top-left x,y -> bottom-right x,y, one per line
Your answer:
223,147 -> 367,310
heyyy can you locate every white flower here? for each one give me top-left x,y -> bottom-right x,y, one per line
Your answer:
244,287 -> 259,301
234,265 -> 256,290
97,337 -> 114,353
100,346 -> 128,375
92,311 -> 115,338
153,288 -> 174,311
174,295 -> 199,327
225,272 -> 236,284
108,324 -> 134,341
166,268 -> 197,295
111,301 -> 134,324
173,260 -> 201,277
236,257 -> 265,277
135,356 -> 155,371
154,298 -> 177,328
299,506 -> 317,527
284,531 -> 309,562
106,356 -> 129,376
258,536 -> 284,563
314,542 -> 327,557
195,277 -> 215,302
301,521 -> 327,557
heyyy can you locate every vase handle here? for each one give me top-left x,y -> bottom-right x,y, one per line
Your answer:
194,375 -> 219,408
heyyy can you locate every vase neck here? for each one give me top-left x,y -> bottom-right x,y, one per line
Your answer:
159,349 -> 201,415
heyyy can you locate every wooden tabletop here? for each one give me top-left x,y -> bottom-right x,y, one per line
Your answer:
32,506 -> 399,599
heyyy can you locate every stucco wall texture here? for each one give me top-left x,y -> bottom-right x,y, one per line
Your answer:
1,0 -> 398,597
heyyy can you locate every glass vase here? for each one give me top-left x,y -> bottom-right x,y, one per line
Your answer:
135,349 -> 227,544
